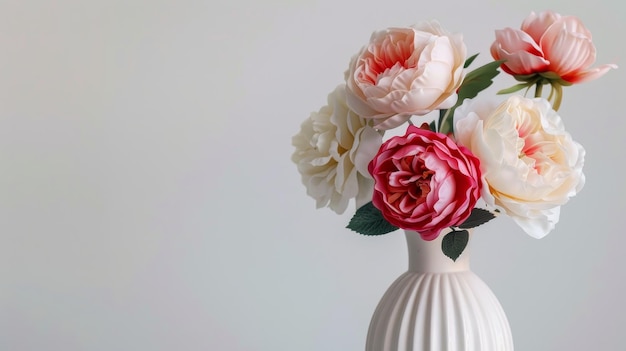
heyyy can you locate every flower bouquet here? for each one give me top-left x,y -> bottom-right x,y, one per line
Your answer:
292,10 -> 615,260
292,11 -> 616,350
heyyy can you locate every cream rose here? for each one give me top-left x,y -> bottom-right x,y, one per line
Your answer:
292,84 -> 383,214
345,22 -> 466,130
453,96 -> 585,238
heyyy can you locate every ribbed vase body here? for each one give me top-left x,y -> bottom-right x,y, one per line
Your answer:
365,231 -> 513,351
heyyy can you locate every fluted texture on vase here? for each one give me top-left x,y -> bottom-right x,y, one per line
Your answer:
366,271 -> 513,351
365,231 -> 513,351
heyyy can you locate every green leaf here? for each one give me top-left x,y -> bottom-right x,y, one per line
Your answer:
456,60 -> 505,102
464,53 -> 479,68
512,72 -> 572,87
497,83 -> 531,95
513,73 -> 540,82
441,229 -> 469,261
438,60 -> 504,135
346,202 -> 399,236
538,71 -> 562,80
457,208 -> 497,229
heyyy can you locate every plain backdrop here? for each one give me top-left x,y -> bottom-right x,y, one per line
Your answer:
0,0 -> 624,350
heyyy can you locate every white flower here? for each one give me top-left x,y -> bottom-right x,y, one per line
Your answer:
453,95 -> 585,238
292,84 -> 383,214
344,22 -> 467,130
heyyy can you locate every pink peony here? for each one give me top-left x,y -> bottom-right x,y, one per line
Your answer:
491,11 -> 616,83
345,22 -> 466,130
368,125 -> 482,240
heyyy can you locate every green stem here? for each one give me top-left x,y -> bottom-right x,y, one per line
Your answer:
439,108 -> 453,135
547,84 -> 555,102
552,83 -> 563,111
534,82 -> 543,98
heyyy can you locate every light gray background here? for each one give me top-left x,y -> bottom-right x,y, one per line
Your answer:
0,0 -> 623,350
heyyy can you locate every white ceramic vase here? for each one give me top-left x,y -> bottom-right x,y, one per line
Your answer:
365,230 -> 514,351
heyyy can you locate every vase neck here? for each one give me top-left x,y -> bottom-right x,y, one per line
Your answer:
405,230 -> 471,273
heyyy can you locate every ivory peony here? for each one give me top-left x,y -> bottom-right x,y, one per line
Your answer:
292,84 -> 382,214
454,96 -> 585,238
345,22 -> 466,130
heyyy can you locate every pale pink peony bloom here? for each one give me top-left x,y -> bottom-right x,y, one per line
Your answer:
491,11 -> 616,83
292,84 -> 383,214
345,22 -> 466,130
454,96 -> 585,238
368,125 -> 482,240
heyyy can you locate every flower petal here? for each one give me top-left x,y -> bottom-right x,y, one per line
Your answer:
561,63 -> 618,83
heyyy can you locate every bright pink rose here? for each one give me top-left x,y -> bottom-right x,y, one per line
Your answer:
491,11 -> 616,83
368,125 -> 482,240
